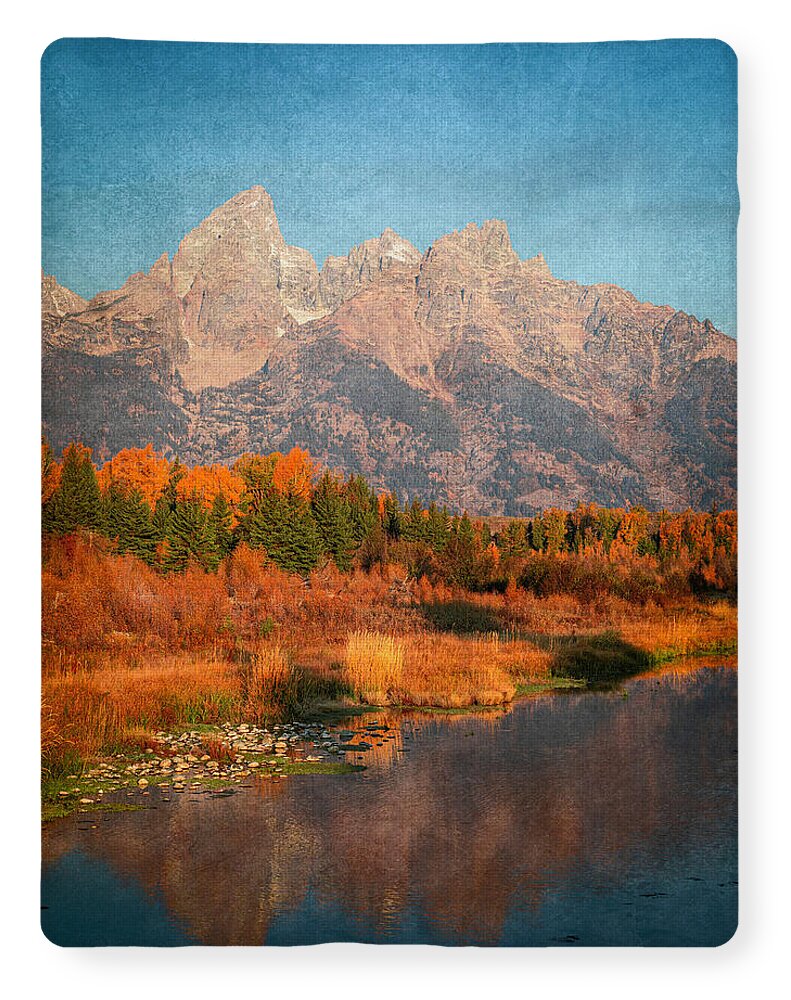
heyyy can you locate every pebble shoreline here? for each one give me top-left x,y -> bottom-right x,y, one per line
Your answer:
55,720 -> 398,810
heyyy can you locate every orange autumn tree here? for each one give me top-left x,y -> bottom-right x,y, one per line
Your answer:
41,439 -> 61,504
175,464 -> 246,520
272,447 -> 315,501
97,444 -> 171,509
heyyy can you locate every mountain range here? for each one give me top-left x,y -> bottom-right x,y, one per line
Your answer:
42,186 -> 736,513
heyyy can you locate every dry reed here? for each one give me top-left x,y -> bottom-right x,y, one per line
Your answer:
344,631 -> 405,704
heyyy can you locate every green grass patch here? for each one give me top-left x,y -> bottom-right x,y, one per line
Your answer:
648,638 -> 738,666
278,760 -> 365,775
302,701 -> 383,724
398,703 -> 507,715
515,677 -> 588,696
168,722 -> 225,736
551,631 -> 652,683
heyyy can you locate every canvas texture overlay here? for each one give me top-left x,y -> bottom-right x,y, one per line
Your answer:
41,39 -> 738,947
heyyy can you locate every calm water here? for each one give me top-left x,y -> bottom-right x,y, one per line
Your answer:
42,663 -> 737,947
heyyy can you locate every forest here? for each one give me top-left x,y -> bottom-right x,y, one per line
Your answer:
42,441 -> 737,595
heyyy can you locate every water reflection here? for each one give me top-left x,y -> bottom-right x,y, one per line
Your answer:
42,662 -> 737,946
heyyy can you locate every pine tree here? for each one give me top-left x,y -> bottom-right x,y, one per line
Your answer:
443,513 -> 478,589
401,499 -> 429,544
117,490 -> 158,564
99,479 -> 126,541
530,514 -> 545,552
152,491 -> 175,542
312,472 -> 356,571
249,491 -> 322,575
206,492 -> 235,565
43,443 -> 101,534
501,520 -> 528,558
381,494 -> 402,540
165,496 -> 213,572
426,502 -> 451,553
345,474 -> 377,542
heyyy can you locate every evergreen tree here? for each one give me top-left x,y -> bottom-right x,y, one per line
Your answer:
312,472 -> 356,571
117,490 -> 158,564
501,520 -> 528,558
401,499 -> 429,543
443,513 -> 478,589
43,443 -> 101,534
152,491 -> 175,542
345,474 -> 377,542
249,492 -> 322,575
206,493 -> 235,564
166,496 -> 213,572
425,502 -> 451,553
530,514 -> 545,552
381,494 -> 402,540
99,479 -> 126,540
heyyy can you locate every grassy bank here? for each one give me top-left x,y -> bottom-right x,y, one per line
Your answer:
42,595 -> 736,787
42,533 -> 736,795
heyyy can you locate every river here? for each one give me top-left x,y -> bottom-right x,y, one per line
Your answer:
42,661 -> 737,947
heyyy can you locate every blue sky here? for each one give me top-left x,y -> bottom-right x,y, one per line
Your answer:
42,39 -> 738,335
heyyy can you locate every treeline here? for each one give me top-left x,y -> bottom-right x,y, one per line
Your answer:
41,441 -> 737,597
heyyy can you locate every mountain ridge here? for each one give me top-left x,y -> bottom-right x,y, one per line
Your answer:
42,186 -> 736,513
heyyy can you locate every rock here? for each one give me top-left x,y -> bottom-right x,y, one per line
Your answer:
137,778 -> 149,788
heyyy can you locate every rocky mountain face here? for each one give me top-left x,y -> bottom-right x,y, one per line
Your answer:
42,186 -> 736,513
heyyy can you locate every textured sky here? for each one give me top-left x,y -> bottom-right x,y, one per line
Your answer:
42,39 -> 738,335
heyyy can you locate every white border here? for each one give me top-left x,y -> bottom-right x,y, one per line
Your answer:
4,2 -> 790,996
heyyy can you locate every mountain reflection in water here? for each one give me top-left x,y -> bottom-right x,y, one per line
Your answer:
42,662 -> 737,947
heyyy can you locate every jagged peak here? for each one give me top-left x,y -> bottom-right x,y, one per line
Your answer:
321,229 -> 420,274
219,184 -> 275,210
148,252 -> 172,287
375,228 -> 420,263
426,217 -> 518,270
522,251 -> 553,279
41,271 -> 88,317
171,185 -> 285,297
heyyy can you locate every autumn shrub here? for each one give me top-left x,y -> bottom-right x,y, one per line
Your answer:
420,599 -> 502,634
201,736 -> 236,764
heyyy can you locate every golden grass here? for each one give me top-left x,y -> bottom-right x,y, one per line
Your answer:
344,631 -> 405,704
240,644 -> 298,723
342,630 -> 550,708
41,655 -> 242,773
41,536 -> 737,772
617,599 -> 737,659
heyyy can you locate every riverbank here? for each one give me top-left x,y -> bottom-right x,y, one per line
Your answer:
42,719 -> 374,821
42,618 -> 736,823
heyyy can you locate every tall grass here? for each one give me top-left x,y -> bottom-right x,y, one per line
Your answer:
41,655 -> 242,774
344,631 -> 405,704
342,630 -> 547,707
239,644 -> 300,723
